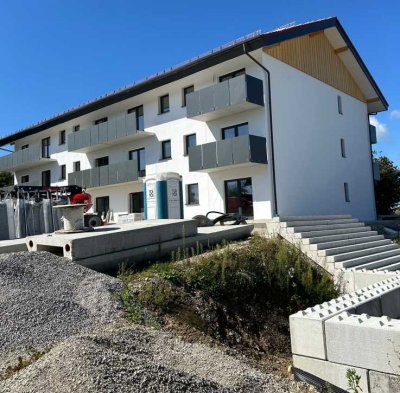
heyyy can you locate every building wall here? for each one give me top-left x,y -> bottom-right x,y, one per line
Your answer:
262,51 -> 376,220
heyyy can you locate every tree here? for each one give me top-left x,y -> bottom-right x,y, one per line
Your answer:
0,171 -> 13,188
374,155 -> 400,215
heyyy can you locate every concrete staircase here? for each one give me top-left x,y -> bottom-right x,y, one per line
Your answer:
262,215 -> 400,278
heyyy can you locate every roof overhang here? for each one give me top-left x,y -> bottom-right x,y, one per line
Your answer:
0,17 -> 387,146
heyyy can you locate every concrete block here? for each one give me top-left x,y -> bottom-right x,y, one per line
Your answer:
370,371 -> 400,393
326,312 -> 400,374
293,355 -> 369,392
381,287 -> 400,319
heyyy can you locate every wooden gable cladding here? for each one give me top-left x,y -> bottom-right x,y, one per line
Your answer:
264,33 -> 366,102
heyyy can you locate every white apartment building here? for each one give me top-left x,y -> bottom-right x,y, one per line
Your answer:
0,17 -> 387,221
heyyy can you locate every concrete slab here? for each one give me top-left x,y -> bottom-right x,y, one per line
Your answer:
370,371 -> 400,393
0,238 -> 28,254
26,219 -> 198,260
293,355 -> 369,392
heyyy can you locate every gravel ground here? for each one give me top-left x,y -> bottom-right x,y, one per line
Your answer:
0,251 -> 122,371
0,325 -> 310,393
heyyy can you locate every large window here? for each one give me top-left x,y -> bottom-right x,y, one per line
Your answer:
129,148 -> 146,177
222,122 -> 249,139
224,177 -> 253,217
96,196 -> 110,215
128,105 -> 144,130
60,165 -> 66,180
159,94 -> 170,114
187,183 -> 199,205
184,134 -> 196,155
95,156 -> 109,167
42,137 -> 50,158
182,85 -> 194,107
219,68 -> 245,82
161,140 -> 171,159
41,170 -> 51,187
129,192 -> 144,213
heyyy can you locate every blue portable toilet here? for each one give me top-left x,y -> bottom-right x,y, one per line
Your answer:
144,172 -> 183,219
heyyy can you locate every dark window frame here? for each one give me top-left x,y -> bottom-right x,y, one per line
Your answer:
73,124 -> 80,132
219,68 -> 245,82
94,117 -> 108,125
127,105 -> 144,130
129,147 -> 146,177
74,161 -> 81,172
21,175 -> 30,184
161,140 -> 172,160
187,183 -> 199,205
59,130 -> 66,145
184,133 -> 197,155
221,122 -> 249,139
41,170 -> 51,187
159,94 -> 170,114
182,85 -> 194,107
60,164 -> 66,180
95,156 -> 109,167
96,196 -> 110,215
21,144 -> 29,150
41,137 -> 50,158
129,192 -> 144,213
344,182 -> 350,202
224,177 -> 254,218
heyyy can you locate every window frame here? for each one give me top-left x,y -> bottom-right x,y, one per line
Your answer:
129,192 -> 144,213
184,133 -> 197,155
96,196 -> 110,215
224,177 -> 254,218
60,164 -> 66,180
221,122 -> 249,140
73,124 -> 80,132
159,94 -> 170,114
127,105 -> 144,130
219,68 -> 246,82
129,147 -> 146,177
59,130 -> 66,145
41,137 -> 50,158
161,140 -> 172,160
21,144 -> 29,150
21,175 -> 30,184
182,85 -> 194,107
340,138 -> 346,158
187,183 -> 199,205
337,95 -> 343,115
344,182 -> 350,202
73,161 -> 81,172
41,170 -> 51,187
94,117 -> 108,125
95,156 -> 109,167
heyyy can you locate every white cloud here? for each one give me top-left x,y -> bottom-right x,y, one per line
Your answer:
370,116 -> 388,140
390,110 -> 400,119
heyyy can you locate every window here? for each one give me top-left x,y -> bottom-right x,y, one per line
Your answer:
60,165 -> 66,180
128,105 -> 144,130
161,140 -> 171,159
219,68 -> 245,82
187,183 -> 199,205
225,177 -> 253,217
59,130 -> 66,145
74,161 -> 81,172
129,148 -> 146,177
159,94 -> 170,114
41,170 -> 51,187
21,144 -> 29,150
344,182 -> 350,202
338,95 -> 343,115
129,192 -> 144,213
21,175 -> 29,184
182,85 -> 194,107
184,134 -> 197,155
222,122 -> 249,139
94,117 -> 108,125
340,138 -> 346,158
41,137 -> 50,158
95,156 -> 109,167
73,125 -> 80,132
96,196 -> 110,215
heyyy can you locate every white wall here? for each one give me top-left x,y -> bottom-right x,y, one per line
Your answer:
262,51 -> 376,220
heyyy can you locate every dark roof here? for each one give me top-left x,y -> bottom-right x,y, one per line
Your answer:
0,17 -> 388,146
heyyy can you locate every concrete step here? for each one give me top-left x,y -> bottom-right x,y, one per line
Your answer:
303,231 -> 380,245
376,260 -> 400,272
310,235 -> 386,250
278,215 -> 352,222
320,239 -> 393,256
352,254 -> 400,271
327,244 -> 398,262
297,226 -> 372,239
339,249 -> 400,269
281,218 -> 359,228
288,222 -> 364,233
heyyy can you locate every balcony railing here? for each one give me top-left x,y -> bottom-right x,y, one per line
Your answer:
186,74 -> 264,121
188,134 -> 267,172
67,112 -> 153,153
0,144 -> 56,172
68,160 -> 144,188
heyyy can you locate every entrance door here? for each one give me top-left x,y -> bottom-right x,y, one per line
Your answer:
129,192 -> 144,213
41,170 -> 51,187
224,177 -> 253,218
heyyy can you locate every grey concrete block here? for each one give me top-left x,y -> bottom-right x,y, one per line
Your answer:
370,371 -> 400,393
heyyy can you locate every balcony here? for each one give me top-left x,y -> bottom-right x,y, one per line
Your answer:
186,74 -> 264,121
369,124 -> 377,144
68,160 -> 143,189
68,112 -> 154,153
188,134 -> 267,172
0,144 -> 56,172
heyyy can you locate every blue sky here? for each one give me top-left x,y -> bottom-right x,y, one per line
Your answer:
0,1 -> 399,162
